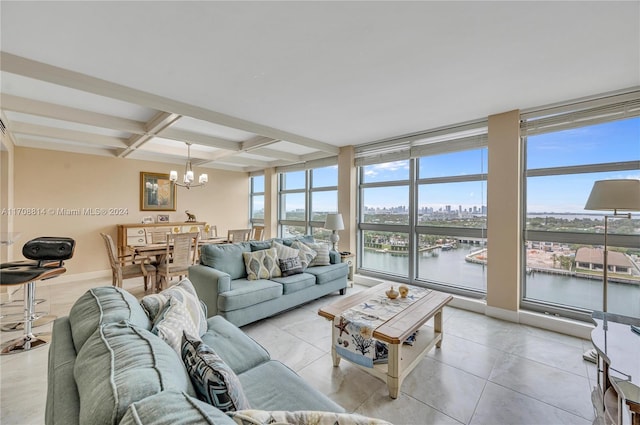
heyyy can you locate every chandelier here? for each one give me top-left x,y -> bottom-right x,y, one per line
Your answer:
170,142 -> 208,189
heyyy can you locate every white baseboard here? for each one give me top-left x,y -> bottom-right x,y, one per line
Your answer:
518,310 -> 593,339
449,295 -> 486,314
485,305 -> 520,323
353,274 -> 383,287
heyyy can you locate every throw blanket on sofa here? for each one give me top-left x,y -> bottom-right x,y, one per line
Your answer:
332,286 -> 431,368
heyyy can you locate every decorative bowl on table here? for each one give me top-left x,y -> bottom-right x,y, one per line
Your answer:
385,285 -> 399,299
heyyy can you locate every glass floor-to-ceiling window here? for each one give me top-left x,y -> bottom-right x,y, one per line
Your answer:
521,93 -> 640,319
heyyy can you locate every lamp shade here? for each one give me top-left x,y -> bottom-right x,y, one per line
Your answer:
584,179 -> 640,211
324,213 -> 344,231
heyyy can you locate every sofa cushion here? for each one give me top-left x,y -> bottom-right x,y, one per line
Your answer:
271,273 -> 315,295
249,240 -> 271,252
202,316 -> 270,374
217,279 -> 283,312
304,242 -> 331,266
200,243 -> 250,280
290,241 -> 317,270
242,248 -> 281,280
238,360 -> 344,413
304,263 -> 348,285
281,236 -> 314,247
68,286 -> 151,353
74,321 -> 194,425
182,333 -> 251,412
119,391 -> 236,425
141,278 -> 207,337
152,297 -> 201,353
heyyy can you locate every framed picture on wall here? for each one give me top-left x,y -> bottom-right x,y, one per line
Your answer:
140,172 -> 176,211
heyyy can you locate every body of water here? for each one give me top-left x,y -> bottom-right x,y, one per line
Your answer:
362,243 -> 640,317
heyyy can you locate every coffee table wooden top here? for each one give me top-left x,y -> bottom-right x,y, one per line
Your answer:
319,284 -> 453,344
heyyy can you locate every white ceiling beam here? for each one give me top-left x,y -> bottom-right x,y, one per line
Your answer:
14,136 -> 117,157
0,93 -> 146,134
208,155 -> 272,167
10,121 -> 128,148
159,127 -> 240,151
119,112 -> 180,157
1,53 -> 337,153
248,147 -> 303,162
241,136 -> 279,151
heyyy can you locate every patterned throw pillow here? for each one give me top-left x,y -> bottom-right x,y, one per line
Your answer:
304,242 -> 331,266
278,256 -> 303,277
242,248 -> 281,280
152,298 -> 201,353
271,241 -> 299,262
291,241 -> 317,270
182,333 -> 251,412
141,278 -> 207,337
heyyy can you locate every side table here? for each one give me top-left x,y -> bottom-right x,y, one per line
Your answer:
590,311 -> 640,425
340,252 -> 354,286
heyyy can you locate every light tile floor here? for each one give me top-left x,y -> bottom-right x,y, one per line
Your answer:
0,276 -> 600,425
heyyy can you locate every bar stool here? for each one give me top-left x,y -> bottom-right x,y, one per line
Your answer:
0,259 -> 60,330
0,237 -> 75,354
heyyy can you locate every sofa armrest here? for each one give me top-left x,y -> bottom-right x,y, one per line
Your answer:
188,265 -> 231,318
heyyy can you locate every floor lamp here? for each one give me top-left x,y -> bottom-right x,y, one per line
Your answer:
582,179 -> 640,362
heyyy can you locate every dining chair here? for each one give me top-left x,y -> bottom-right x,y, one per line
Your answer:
100,233 -> 156,291
156,232 -> 199,291
251,225 -> 265,241
203,224 -> 218,239
227,228 -> 252,243
145,229 -> 170,244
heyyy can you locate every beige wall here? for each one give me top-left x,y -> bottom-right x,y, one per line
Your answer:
12,147 -> 249,275
1,135 -> 15,263
486,110 -> 521,313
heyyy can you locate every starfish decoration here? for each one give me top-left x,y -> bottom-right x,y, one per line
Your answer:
362,302 -> 375,310
334,317 -> 350,337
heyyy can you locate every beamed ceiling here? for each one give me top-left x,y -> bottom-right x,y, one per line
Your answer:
1,1 -> 638,173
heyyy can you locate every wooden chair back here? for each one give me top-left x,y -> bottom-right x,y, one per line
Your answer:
156,232 -> 199,291
100,232 -> 155,291
227,228 -> 252,243
146,229 -> 169,244
251,225 -> 265,241
203,224 -> 218,238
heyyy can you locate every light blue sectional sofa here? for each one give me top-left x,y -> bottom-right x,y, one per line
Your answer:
45,286 -> 345,425
189,237 -> 349,327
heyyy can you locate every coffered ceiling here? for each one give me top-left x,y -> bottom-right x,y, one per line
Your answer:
1,1 -> 638,173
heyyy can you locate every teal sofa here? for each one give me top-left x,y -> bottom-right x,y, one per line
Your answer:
45,286 -> 345,425
189,238 -> 349,327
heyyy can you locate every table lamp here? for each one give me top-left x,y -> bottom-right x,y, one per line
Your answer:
324,213 -> 344,251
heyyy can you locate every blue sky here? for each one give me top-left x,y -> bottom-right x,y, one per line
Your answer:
259,117 -> 639,213
361,117 -> 639,213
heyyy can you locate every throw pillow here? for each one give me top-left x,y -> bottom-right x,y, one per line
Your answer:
182,332 -> 251,412
271,240 -> 299,263
304,242 -> 331,266
141,278 -> 207,337
242,248 -> 281,280
152,297 -> 201,354
278,256 -> 303,277
291,241 -> 317,270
